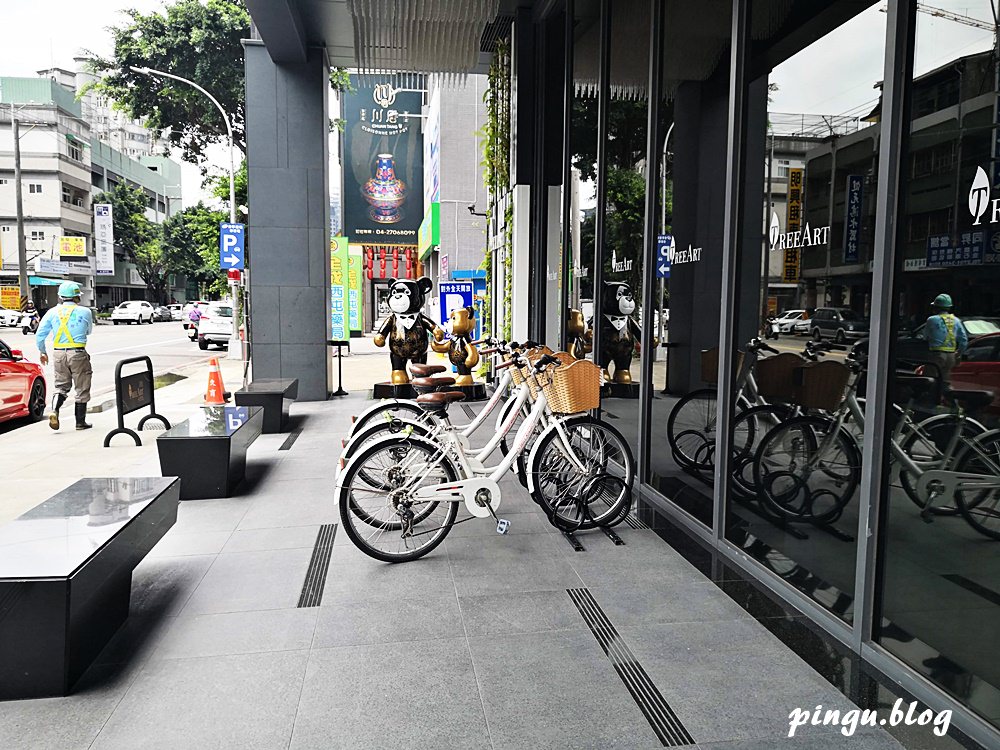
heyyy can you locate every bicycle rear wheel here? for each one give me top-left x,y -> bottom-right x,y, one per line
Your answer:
338,435 -> 460,561
753,415 -> 861,524
898,414 -> 986,516
954,432 -> 1000,541
527,416 -> 634,531
666,388 -> 718,470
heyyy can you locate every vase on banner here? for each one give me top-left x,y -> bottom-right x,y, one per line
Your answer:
362,153 -> 407,224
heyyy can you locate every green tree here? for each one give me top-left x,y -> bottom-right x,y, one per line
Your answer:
162,203 -> 230,297
87,0 -> 250,163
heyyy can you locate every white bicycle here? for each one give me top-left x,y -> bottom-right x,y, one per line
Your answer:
336,352 -> 634,562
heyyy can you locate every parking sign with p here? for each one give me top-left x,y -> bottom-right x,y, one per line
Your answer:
219,223 -> 245,271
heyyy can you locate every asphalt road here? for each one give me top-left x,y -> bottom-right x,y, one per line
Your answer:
0,318 -> 221,414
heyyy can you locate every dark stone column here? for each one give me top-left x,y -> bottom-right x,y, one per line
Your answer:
245,40 -> 331,400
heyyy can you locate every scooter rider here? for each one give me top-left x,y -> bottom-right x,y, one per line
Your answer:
35,281 -> 94,430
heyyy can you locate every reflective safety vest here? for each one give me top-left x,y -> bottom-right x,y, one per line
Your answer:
930,313 -> 957,353
53,306 -> 85,349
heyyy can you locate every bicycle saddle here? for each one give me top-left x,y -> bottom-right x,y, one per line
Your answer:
946,389 -> 995,412
415,390 -> 466,412
410,363 -> 447,377
894,374 -> 936,397
411,375 -> 456,392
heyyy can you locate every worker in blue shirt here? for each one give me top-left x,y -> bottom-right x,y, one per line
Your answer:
35,281 -> 94,431
925,293 -> 968,390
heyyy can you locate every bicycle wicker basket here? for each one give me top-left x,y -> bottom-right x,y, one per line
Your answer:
527,351 -> 576,398
540,359 -> 602,414
510,345 -> 554,386
701,347 -> 745,384
792,360 -> 851,411
754,353 -> 804,401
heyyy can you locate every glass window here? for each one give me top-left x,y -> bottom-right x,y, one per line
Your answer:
645,1 -> 732,526
876,2 -> 1000,728
566,0 -> 601,360
28,184 -> 42,194
598,0 -> 651,458
724,2 -> 887,624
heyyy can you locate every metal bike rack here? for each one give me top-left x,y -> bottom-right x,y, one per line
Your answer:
103,356 -> 170,447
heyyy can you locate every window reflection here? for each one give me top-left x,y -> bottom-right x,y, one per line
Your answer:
877,2 -> 1000,728
723,3 -> 888,625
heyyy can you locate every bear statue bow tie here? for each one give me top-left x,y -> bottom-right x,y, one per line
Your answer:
396,313 -> 418,331
606,315 -> 628,332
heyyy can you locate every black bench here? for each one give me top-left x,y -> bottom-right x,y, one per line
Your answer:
156,405 -> 263,499
0,477 -> 179,699
234,378 -> 299,433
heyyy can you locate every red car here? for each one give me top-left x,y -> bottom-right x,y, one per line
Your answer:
0,339 -> 46,423
951,332 -> 1000,416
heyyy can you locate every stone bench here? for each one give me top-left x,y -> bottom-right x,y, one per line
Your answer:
234,378 -> 299,433
0,477 -> 180,699
156,405 -> 263,499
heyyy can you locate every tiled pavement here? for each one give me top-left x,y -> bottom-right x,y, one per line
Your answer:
0,395 -> 912,749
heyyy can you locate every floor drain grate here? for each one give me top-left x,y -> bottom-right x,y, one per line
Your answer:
297,524 -> 337,607
279,428 -> 302,451
623,514 -> 649,530
461,404 -> 477,419
567,588 -> 694,747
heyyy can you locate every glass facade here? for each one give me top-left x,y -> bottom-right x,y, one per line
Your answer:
519,0 -> 1000,743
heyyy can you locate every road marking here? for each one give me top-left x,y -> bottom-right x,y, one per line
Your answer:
89,337 -> 188,355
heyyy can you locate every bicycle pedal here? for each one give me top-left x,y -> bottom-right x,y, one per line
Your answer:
496,518 -> 511,535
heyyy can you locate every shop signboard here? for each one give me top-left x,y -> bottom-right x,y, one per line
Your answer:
440,253 -> 450,282
439,281 -> 473,327
418,202 -> 441,260
348,244 -> 362,333
926,232 -> 985,267
59,236 -> 86,262
782,168 -> 804,282
342,75 -> 425,247
844,175 -> 863,263
424,87 -> 441,208
38,258 -> 69,274
330,236 -> 349,341
0,285 -> 19,310
94,204 -> 115,275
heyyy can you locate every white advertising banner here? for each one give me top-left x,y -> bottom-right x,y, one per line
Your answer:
94,203 -> 115,276
423,86 -> 441,208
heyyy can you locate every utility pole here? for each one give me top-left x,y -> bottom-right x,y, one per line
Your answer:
12,104 -> 29,309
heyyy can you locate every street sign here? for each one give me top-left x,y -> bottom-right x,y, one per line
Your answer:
59,236 -> 86,261
219,223 -> 245,271
439,281 -> 474,325
656,234 -> 673,279
227,269 -> 242,282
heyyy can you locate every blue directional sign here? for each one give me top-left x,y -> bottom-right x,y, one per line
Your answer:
439,282 -> 474,323
656,234 -> 673,279
219,223 -> 245,271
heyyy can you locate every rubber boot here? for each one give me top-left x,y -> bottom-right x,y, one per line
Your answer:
49,393 -> 67,431
75,402 -> 93,431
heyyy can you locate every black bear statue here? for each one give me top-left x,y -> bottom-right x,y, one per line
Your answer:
596,281 -> 648,384
373,277 -> 444,384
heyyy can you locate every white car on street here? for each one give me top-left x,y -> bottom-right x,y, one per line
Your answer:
0,307 -> 21,327
774,309 -> 807,334
111,300 -> 156,325
167,303 -> 184,321
196,302 -> 233,350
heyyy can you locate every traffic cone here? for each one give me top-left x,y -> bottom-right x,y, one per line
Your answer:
205,357 -> 228,404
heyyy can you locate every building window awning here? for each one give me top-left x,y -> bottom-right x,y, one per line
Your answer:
29,276 -> 65,286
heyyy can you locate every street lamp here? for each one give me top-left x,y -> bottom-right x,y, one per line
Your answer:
129,66 -> 244,365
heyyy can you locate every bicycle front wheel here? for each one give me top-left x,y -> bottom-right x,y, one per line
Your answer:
527,416 -> 635,531
666,388 -> 718,470
350,399 -> 426,437
338,435 -> 460,562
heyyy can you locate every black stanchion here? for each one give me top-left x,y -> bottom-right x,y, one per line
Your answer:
103,356 -> 170,447
327,340 -> 350,397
